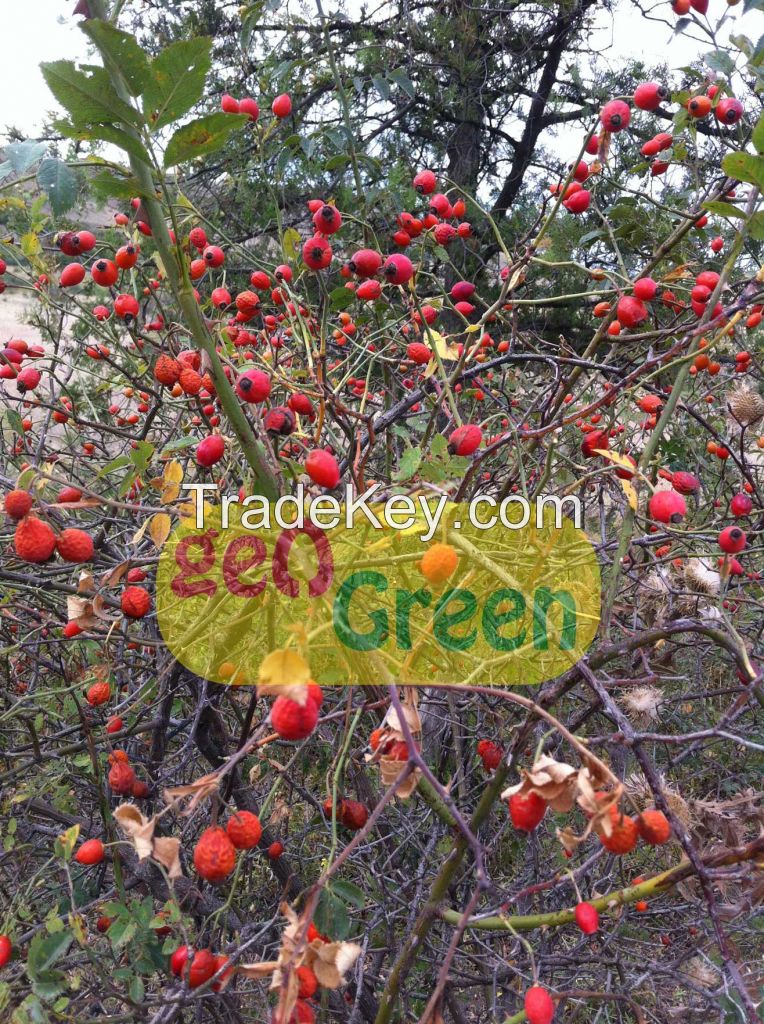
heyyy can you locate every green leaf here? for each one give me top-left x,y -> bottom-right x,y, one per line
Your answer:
96,454 -> 132,479
743,0 -> 764,11
329,286 -> 355,310
324,154 -> 350,171
26,932 -> 72,978
372,75 -> 390,101
748,211 -> 764,241
721,151 -> 764,190
704,50 -> 735,76
160,435 -> 199,455
107,917 -> 137,948
31,971 -> 67,1002
144,38 -> 212,130
40,61 -> 140,128
4,408 -> 26,437
164,112 -> 249,167
128,976 -> 145,1003
388,67 -> 416,98
393,445 -> 422,482
36,159 -> 77,217
331,880 -> 366,908
730,34 -> 753,59
752,112 -> 764,155
130,440 -> 155,473
4,140 -> 48,173
314,888 -> 350,941
89,171 -> 150,203
80,20 -> 151,96
701,200 -> 745,219
53,119 -> 150,166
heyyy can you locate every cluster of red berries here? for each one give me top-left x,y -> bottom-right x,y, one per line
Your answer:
322,795 -> 369,831
508,787 -> 672,858
0,337 -> 45,388
476,739 -> 503,772
563,79 -> 744,215
107,750 -> 149,799
221,91 -> 292,120
193,810 -> 263,883
169,944 -> 232,991
6,490 -> 94,564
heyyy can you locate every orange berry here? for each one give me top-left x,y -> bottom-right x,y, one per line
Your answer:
74,838 -> 105,865
193,827 -> 237,883
599,807 -> 638,854
14,517 -> 57,563
4,489 -> 33,519
226,810 -> 263,850
86,681 -> 111,707
636,809 -> 671,845
420,543 -> 458,584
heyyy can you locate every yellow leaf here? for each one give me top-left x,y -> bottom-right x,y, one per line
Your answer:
257,649 -> 311,703
132,519 -> 151,545
21,232 -> 41,257
69,913 -> 87,945
428,330 -> 460,361
594,449 -> 634,471
161,482 -> 181,504
620,478 -> 638,511
464,323 -> 481,333
163,461 -> 184,484
504,266 -> 526,293
54,824 -> 80,860
161,460 -> 184,504
282,227 -> 301,262
149,512 -> 172,549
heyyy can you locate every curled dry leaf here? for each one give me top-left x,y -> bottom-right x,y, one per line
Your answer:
502,755 -> 621,849
365,692 -> 421,801
257,648 -> 311,704
384,695 -> 422,737
49,498 -> 102,510
237,901 -> 362,1019
99,560 -> 130,589
162,771 -> 220,815
77,569 -> 95,594
501,754 -> 579,812
113,803 -> 182,878
379,755 -> 420,799
66,595 -> 99,629
309,938 -> 363,989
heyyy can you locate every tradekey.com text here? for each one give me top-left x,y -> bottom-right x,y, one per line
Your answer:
182,483 -> 583,539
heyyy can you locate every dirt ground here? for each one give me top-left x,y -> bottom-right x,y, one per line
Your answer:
0,289 -> 44,347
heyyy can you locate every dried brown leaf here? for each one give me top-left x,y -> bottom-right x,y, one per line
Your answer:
100,560 -> 130,588
163,772 -> 220,815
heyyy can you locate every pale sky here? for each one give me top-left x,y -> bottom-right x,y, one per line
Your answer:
0,0 -> 759,157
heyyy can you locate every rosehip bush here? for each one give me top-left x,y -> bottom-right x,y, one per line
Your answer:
0,2 -> 762,1023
